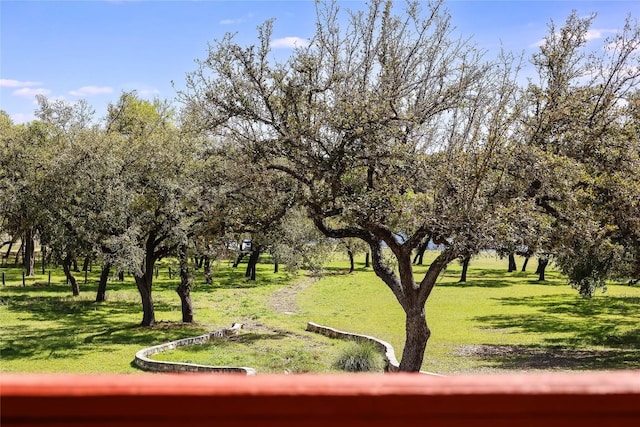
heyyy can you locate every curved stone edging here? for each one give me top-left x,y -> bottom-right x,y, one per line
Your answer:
134,323 -> 256,375
306,322 -> 442,375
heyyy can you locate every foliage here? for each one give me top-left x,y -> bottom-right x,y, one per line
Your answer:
270,208 -> 337,275
0,113 -> 58,275
332,340 -> 385,373
181,0 -> 524,371
520,12 -> 640,296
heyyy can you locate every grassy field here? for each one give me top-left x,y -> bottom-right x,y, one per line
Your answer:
1,251 -> 639,374
300,253 -> 640,373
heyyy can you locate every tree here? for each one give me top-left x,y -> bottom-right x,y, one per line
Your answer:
32,96 -> 101,296
0,115 -> 52,277
104,92 -> 197,325
339,238 -> 369,273
269,207 -> 336,276
458,254 -> 471,283
521,13 -> 640,296
182,0 -> 523,371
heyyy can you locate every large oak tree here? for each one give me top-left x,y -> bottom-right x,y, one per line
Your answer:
182,0 -> 523,371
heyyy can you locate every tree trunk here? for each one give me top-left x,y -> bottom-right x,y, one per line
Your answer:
459,255 -> 471,283
399,308 -> 430,372
273,255 -> 279,274
134,271 -> 155,326
176,245 -> 194,323
72,257 -> 79,272
369,241 -> 451,372
96,262 -> 110,302
508,253 -> 517,272
45,248 -> 53,267
413,240 -> 428,265
4,239 -> 14,260
536,257 -> 549,281
41,245 -> 46,274
365,252 -> 370,268
82,256 -> 90,272
203,255 -> 213,284
62,253 -> 80,296
348,249 -> 354,273
134,237 -> 157,326
118,271 -> 124,281
521,256 -> 530,272
14,240 -> 23,265
233,253 -> 245,268
23,229 -> 35,276
245,248 -> 260,281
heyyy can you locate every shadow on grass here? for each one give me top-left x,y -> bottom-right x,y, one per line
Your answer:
437,279 -> 513,288
319,266 -> 359,276
455,344 -> 640,370
0,260 -> 292,367
470,293 -> 640,370
0,290 -> 209,362
0,317 -> 210,362
2,292 -> 175,318
189,264 -> 292,291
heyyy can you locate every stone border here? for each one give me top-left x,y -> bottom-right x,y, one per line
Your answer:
134,323 -> 256,375
306,322 -> 442,375
135,321 -> 440,376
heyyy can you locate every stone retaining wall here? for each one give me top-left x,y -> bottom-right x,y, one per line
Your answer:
306,322 -> 441,375
135,321 -> 439,375
134,323 -> 256,375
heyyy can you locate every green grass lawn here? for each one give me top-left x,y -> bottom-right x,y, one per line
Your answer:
1,252 -> 638,374
151,330 -> 356,374
299,252 -> 640,373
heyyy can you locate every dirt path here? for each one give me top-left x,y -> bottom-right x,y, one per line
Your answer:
269,276 -> 318,315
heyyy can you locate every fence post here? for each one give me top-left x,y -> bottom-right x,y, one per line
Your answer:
22,272 -> 25,287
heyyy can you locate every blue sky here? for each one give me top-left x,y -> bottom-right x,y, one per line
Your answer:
1,0 -> 638,124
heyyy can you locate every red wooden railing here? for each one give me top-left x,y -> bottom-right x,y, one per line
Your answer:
2,371 -> 639,426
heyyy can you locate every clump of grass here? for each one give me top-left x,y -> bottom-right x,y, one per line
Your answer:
333,340 -> 385,373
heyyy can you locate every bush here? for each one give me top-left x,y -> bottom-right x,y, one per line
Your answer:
333,341 -> 385,373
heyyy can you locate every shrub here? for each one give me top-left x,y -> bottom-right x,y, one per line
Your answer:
333,341 -> 385,373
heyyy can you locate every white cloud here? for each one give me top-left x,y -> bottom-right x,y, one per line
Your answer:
121,83 -> 161,98
69,85 -> 113,96
530,28 -> 619,49
0,79 -> 43,88
271,37 -> 309,49
585,28 -> 617,41
219,13 -> 253,25
530,38 -> 546,48
137,87 -> 161,97
220,18 -> 242,25
13,87 -> 51,98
